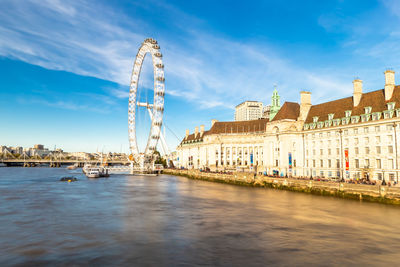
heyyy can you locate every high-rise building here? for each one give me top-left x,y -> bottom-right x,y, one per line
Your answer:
234,101 -> 263,121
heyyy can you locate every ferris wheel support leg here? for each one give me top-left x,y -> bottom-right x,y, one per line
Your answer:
146,107 -> 169,156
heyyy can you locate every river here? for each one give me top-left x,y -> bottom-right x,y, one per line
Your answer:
0,167 -> 399,266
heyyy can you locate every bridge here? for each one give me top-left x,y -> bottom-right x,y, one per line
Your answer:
1,159 -> 130,167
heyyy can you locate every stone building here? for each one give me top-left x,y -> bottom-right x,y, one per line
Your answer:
177,70 -> 400,182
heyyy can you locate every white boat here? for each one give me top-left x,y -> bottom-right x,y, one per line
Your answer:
67,163 -> 78,170
0,163 -> 6,167
86,169 -> 100,178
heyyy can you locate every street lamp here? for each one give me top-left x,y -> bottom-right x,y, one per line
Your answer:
339,129 -> 345,182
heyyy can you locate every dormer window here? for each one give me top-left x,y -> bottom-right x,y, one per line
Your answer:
313,116 -> 319,123
372,112 -> 381,121
351,116 -> 359,124
328,113 -> 334,120
388,102 -> 395,111
345,110 -> 352,117
364,106 -> 372,114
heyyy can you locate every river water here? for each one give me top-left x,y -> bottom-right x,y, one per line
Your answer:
1,168 -> 400,266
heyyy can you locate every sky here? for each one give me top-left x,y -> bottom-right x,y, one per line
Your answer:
1,0 -> 400,153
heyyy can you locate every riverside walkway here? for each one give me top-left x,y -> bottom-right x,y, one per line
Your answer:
164,169 -> 400,205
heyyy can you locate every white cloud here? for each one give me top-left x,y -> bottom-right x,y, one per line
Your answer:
0,0 -> 364,111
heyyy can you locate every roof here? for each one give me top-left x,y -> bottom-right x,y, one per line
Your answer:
272,102 -> 300,121
180,118 -> 269,145
305,86 -> 400,123
207,118 -> 269,135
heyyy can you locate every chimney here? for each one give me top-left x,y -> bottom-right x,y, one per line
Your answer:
185,129 -> 189,139
299,91 -> 312,121
211,119 -> 218,127
194,126 -> 199,137
385,70 -> 395,101
200,125 -> 205,135
353,79 -> 362,106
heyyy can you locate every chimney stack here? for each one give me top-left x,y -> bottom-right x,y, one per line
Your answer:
385,70 -> 395,101
200,125 -> 205,135
299,91 -> 312,121
185,129 -> 189,139
353,79 -> 363,106
194,126 -> 199,137
211,119 -> 218,127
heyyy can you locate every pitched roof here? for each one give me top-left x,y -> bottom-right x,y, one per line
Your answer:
272,102 -> 300,121
207,118 -> 269,135
180,118 -> 269,145
305,86 -> 400,123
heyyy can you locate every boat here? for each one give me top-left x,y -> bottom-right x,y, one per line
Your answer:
84,166 -> 109,178
60,177 -> 78,182
0,163 -> 6,167
67,163 -> 78,170
86,169 -> 100,178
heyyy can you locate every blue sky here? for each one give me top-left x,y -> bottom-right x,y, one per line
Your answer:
1,0 -> 400,153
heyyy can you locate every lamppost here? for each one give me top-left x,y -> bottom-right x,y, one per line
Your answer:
393,123 -> 398,183
339,129 -> 345,182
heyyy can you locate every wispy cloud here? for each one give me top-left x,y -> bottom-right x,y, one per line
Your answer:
0,0 -> 389,112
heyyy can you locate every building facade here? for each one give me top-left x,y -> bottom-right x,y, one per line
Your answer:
177,70 -> 400,182
234,101 -> 263,121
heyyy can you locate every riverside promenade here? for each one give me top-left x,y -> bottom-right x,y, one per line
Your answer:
164,169 -> 400,205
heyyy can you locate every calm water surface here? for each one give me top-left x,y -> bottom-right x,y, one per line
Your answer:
1,167 -> 400,266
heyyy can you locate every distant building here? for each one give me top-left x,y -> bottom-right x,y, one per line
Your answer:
234,101 -> 263,121
262,105 -> 271,119
34,144 -> 44,150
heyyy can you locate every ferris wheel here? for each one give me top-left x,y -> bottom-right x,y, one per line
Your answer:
128,38 -> 166,163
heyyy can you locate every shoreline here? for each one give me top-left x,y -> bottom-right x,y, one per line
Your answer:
164,169 -> 400,206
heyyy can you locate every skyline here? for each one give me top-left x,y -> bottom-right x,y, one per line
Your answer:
1,0 -> 400,152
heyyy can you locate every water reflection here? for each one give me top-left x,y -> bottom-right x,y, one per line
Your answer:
0,168 -> 400,266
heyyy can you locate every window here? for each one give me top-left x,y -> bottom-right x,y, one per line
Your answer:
328,140 -> 332,146
345,110 -> 352,117
355,147 -> 359,155
388,135 -> 394,142
389,159 -> 394,169
364,127 -> 369,133
313,160 -> 316,168
355,159 -> 359,168
320,149 -> 323,155
388,102 -> 395,111
328,159 -> 332,168
327,132 -> 331,137
364,106 -> 372,114
328,113 -> 334,120
313,149 -> 316,155
390,173 -> 395,181
376,146 -> 381,154
376,159 -> 382,169
306,160 -> 309,167
328,148 -> 332,155
365,159 -> 370,167
306,150 -> 309,156
320,160 -> 323,167
388,146 -> 394,154
376,136 -> 381,143
365,147 -> 370,154
387,124 -> 393,131
345,138 -> 349,146
364,137 -> 369,144
336,148 -> 340,155
313,116 -> 319,123
355,138 -> 359,145
336,159 -> 340,168
375,126 -> 380,132
344,130 -> 348,135
319,133 -> 323,138
354,128 -> 358,134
